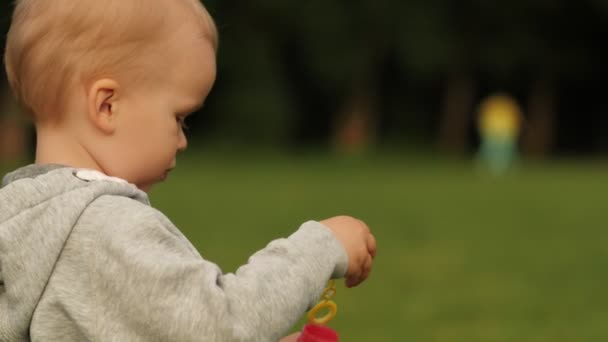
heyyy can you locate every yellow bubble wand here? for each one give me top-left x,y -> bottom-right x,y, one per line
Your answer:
306,280 -> 338,325
298,281 -> 339,341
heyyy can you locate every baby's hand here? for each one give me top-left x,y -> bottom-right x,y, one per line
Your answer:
320,216 -> 376,288
278,332 -> 301,341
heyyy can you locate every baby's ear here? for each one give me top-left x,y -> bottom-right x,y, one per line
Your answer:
88,79 -> 120,134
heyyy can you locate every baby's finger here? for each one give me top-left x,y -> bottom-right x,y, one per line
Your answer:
347,252 -> 370,287
346,276 -> 363,288
367,234 -> 377,259
345,277 -> 355,288
346,265 -> 363,288
362,253 -> 373,280
346,270 -> 362,288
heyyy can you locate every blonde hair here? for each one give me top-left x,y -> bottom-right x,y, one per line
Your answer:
4,0 -> 218,123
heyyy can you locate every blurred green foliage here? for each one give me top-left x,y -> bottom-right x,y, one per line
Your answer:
198,0 -> 608,149
1,1 -> 607,153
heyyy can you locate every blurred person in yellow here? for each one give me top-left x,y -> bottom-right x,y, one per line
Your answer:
0,1 -> 376,341
477,93 -> 523,174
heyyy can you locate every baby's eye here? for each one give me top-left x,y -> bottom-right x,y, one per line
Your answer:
176,116 -> 189,130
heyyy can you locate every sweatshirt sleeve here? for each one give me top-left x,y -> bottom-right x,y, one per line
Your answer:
84,196 -> 348,342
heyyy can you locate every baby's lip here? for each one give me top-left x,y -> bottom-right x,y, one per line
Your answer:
161,169 -> 173,181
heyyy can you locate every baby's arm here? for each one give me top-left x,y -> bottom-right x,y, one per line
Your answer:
83,197 -> 348,341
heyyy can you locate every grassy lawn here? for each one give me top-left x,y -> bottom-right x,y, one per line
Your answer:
3,154 -> 608,341
150,153 -> 608,341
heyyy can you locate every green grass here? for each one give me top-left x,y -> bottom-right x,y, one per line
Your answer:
3,154 -> 608,341
149,154 -> 608,341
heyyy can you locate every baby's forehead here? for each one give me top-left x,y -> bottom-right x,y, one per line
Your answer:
164,38 -> 217,103
165,0 -> 219,48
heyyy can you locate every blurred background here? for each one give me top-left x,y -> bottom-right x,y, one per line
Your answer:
1,1 -> 607,341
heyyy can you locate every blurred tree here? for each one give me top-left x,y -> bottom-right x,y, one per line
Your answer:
0,2 -> 28,163
273,0 -> 393,151
199,1 -> 297,145
519,0 -> 605,157
206,0 -> 396,150
394,0 -> 481,155
0,89 -> 27,162
393,0 -> 607,158
199,0 -> 608,157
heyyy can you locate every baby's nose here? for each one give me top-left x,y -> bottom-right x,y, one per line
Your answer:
177,131 -> 188,152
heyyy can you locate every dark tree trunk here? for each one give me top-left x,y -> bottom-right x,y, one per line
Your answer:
438,74 -> 476,155
522,78 -> 556,158
0,87 -> 27,162
333,88 -> 376,154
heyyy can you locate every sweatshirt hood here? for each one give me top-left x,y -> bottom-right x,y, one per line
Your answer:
0,165 -> 149,341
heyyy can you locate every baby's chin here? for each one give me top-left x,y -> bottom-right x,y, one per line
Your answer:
137,170 -> 173,192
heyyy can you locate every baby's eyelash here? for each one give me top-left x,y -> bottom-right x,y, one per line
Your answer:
177,116 -> 189,130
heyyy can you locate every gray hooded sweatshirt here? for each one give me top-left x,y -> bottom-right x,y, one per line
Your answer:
0,165 -> 348,342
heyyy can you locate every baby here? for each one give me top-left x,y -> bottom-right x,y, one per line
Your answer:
0,1 -> 376,341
